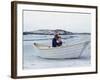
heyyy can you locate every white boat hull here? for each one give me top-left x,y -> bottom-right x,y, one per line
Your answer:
33,41 -> 90,59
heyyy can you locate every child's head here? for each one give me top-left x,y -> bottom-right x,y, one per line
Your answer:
58,36 -> 61,41
55,36 -> 61,41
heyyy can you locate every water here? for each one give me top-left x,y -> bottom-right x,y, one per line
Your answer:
23,34 -> 91,69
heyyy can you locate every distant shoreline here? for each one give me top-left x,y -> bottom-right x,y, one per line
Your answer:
23,29 -> 90,35
23,32 -> 91,35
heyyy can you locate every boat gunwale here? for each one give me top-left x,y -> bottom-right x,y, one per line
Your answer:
33,41 -> 90,50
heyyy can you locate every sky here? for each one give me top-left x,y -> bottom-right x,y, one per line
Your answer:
23,10 -> 91,33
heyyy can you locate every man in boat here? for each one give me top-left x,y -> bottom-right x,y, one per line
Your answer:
52,32 -> 62,47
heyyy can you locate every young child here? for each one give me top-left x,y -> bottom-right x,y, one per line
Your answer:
56,36 -> 62,46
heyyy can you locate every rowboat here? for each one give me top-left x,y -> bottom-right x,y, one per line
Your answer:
33,41 -> 90,59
